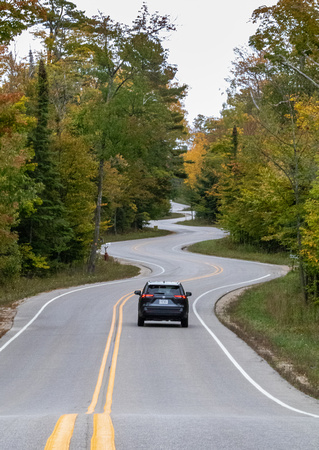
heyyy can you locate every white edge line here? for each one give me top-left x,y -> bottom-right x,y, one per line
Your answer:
193,274 -> 319,419
0,257 -> 165,354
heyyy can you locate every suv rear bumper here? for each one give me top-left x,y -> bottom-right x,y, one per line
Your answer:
140,305 -> 187,321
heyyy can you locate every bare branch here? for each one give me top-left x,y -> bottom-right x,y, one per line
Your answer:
250,89 -> 260,111
303,51 -> 319,69
259,148 -> 295,191
279,55 -> 319,89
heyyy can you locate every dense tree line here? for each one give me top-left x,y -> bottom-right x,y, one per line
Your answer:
0,0 -> 187,279
184,0 -> 319,302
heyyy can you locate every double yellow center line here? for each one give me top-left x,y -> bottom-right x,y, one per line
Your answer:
44,261 -> 223,449
45,293 -> 133,450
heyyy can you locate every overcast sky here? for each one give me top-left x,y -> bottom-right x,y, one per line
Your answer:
14,0 -> 276,124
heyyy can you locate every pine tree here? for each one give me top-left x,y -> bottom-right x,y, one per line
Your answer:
18,60 -> 72,272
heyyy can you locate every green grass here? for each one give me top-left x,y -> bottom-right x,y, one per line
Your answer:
159,212 -> 185,220
104,226 -> 171,242
226,272 -> 319,397
0,226 -> 169,307
188,237 -> 291,265
187,235 -> 319,398
0,258 -> 140,307
177,218 -> 215,227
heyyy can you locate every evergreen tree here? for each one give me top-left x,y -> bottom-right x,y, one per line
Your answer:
17,60 -> 72,273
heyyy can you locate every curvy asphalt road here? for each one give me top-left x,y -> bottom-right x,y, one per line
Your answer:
0,202 -> 318,449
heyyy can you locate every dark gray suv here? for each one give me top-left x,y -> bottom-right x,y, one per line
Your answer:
134,281 -> 192,327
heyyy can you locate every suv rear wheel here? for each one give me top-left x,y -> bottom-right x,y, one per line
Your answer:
181,316 -> 188,328
138,316 -> 144,327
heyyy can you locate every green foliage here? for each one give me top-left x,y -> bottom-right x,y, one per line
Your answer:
181,0 -> 319,301
0,0 -> 42,44
17,60 -> 73,269
0,238 -> 21,284
250,1 -> 319,60
0,91 -> 39,282
35,0 -> 87,63
190,147 -> 221,223
75,8 -> 187,271
54,132 -> 97,261
0,4 -> 187,280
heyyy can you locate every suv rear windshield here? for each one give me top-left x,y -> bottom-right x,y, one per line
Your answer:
146,285 -> 182,295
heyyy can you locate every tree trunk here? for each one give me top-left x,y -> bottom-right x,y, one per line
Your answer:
289,100 -> 308,303
232,125 -> 238,158
87,158 -> 104,273
114,210 -> 117,235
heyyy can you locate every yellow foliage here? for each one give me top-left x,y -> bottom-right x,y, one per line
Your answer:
183,133 -> 209,188
20,244 -> 50,271
294,97 -> 319,132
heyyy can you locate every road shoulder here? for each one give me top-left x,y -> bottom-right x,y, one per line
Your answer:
215,288 -> 314,397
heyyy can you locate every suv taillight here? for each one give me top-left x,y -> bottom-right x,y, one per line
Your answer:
174,295 -> 186,299
142,294 -> 154,298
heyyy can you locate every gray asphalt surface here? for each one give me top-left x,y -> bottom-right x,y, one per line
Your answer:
0,202 -> 318,449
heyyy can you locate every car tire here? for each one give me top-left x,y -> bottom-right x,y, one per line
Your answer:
181,316 -> 188,328
138,316 -> 144,327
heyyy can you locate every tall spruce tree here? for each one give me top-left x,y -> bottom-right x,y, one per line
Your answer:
17,60 -> 72,272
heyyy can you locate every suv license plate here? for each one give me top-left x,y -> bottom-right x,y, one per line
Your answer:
159,299 -> 168,305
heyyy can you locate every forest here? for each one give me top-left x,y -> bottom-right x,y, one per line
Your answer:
183,0 -> 319,303
2,0 -> 319,306
0,0 -> 188,279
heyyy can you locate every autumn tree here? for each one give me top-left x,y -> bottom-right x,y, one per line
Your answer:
206,0 -> 319,300
183,132 -> 209,189
75,5 -> 186,273
55,131 -> 97,262
0,3 -> 187,280
0,92 -> 38,282
182,117 -> 231,222
33,0 -> 86,63
250,0 -> 319,92
0,0 -> 43,45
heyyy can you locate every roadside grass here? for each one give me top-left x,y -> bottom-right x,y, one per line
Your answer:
104,226 -> 171,242
187,236 -> 319,398
188,237 -> 291,265
177,218 -> 214,227
0,227 -> 170,308
0,258 -> 140,308
225,272 -> 319,398
159,212 -> 185,220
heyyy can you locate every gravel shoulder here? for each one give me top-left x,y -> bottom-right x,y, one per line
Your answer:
0,302 -> 21,339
